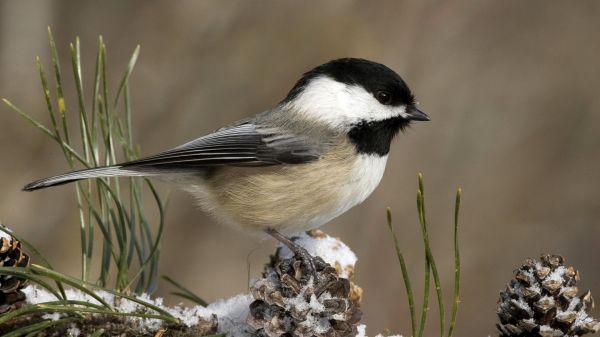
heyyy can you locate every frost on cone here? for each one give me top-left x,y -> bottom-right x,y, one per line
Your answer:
0,236 -> 30,314
497,254 -> 600,337
248,230 -> 362,337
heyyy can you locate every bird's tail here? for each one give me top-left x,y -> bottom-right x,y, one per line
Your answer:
23,166 -> 151,191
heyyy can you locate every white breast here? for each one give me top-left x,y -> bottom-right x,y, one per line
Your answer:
339,154 -> 388,209
306,154 -> 388,229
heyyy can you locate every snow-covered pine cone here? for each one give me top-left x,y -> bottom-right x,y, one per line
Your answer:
248,231 -> 362,337
0,235 -> 30,314
497,254 -> 600,337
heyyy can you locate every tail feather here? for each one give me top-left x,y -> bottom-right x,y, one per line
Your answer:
23,166 -> 150,191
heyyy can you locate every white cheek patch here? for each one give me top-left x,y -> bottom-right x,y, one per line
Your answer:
284,76 -> 407,129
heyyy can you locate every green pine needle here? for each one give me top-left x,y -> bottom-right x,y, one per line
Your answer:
162,275 -> 209,307
88,329 -> 106,337
416,173 -> 445,337
447,188 -> 462,337
1,28 -> 186,333
388,174 -> 462,337
1,317 -> 78,337
386,208 -> 417,337
3,28 -> 167,293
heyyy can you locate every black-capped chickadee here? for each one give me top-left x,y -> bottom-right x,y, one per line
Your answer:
24,58 -> 429,267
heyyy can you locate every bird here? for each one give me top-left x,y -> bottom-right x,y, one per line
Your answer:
23,58 -> 429,273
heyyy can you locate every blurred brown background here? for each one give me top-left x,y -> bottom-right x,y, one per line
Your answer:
1,1 -> 600,336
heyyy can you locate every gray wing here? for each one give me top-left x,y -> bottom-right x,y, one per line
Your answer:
121,122 -> 320,171
22,120 -> 322,191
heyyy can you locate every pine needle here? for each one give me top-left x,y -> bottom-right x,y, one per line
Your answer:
162,275 -> 208,307
386,208 -> 417,337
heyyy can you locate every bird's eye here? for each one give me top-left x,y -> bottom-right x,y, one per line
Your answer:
375,91 -> 392,105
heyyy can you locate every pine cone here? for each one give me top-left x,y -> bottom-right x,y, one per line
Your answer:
274,230 -> 362,304
248,231 -> 362,337
497,254 -> 600,337
0,236 -> 31,314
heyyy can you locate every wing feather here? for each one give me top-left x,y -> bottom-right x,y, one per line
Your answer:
121,122 -> 319,170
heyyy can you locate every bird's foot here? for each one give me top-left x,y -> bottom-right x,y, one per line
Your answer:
265,228 -> 326,283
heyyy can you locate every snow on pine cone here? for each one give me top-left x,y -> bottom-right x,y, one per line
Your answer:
248,230 -> 362,337
497,254 -> 600,337
0,235 -> 31,314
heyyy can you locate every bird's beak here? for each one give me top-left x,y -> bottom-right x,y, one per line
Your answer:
406,107 -> 430,121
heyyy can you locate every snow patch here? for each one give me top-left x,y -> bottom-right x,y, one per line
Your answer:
546,266 -> 566,282
355,324 -> 403,337
66,325 -> 81,336
204,293 -> 255,337
23,285 -> 254,336
0,224 -> 14,240
41,312 -> 62,321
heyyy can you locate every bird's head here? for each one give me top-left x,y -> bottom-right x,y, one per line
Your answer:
281,58 -> 429,155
